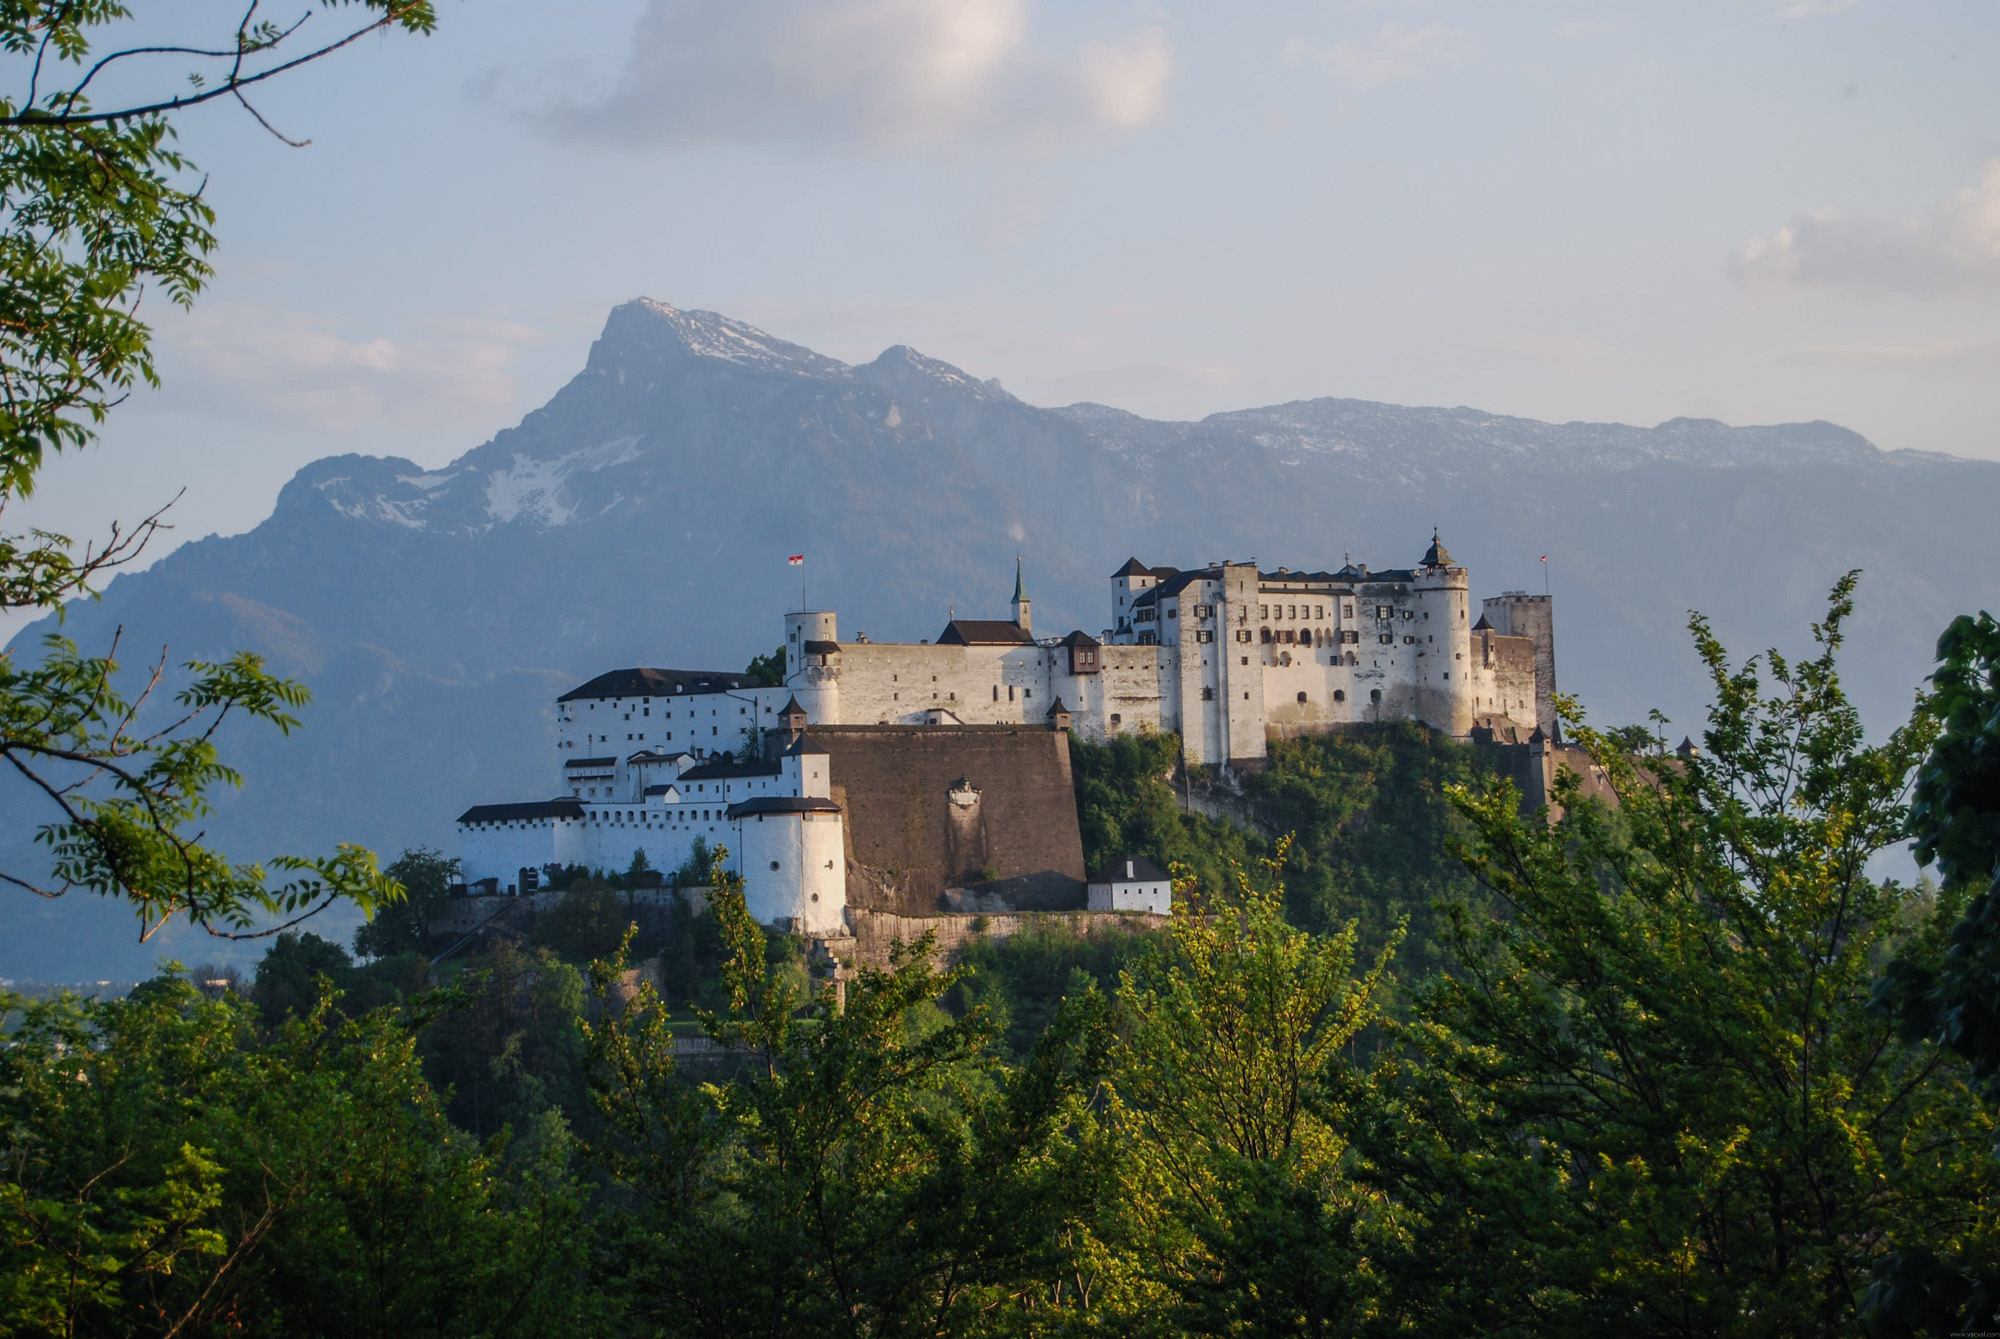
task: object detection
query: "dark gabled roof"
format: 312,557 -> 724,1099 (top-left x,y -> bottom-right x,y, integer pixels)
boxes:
678,756 -> 783,781
1059,630 -> 1100,648
935,619 -> 1033,646
565,756 -> 617,769
1132,567 -> 1216,608
727,796 -> 843,818
803,639 -> 840,654
1112,557 -> 1153,578
1471,614 -> 1493,632
628,748 -> 682,764
642,783 -> 680,796
780,733 -> 829,757
1090,853 -> 1170,884
458,799 -> 585,824
558,667 -> 754,703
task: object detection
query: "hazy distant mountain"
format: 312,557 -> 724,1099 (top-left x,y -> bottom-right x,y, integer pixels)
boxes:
8,298 -> 1997,977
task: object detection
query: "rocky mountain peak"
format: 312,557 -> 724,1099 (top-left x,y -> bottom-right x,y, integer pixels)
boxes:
856,344 -> 1012,404
587,298 -> 849,380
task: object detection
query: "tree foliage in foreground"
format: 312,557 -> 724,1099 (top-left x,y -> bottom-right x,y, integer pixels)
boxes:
583,852 -> 1117,1337
0,1 -> 441,943
5,583 -> 1996,1337
0,975 -> 584,1338
1355,574 -> 1997,1336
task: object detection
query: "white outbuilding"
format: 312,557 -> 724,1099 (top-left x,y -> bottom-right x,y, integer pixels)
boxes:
1086,854 -> 1173,914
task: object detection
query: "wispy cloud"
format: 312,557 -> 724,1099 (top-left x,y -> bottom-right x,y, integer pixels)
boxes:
1732,158 -> 2000,296
158,309 -> 538,431
523,0 -> 1173,152
1780,336 -> 1996,374
1285,22 -> 1472,93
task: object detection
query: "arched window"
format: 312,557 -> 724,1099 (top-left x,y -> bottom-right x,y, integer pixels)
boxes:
1334,689 -> 1346,702
1297,691 -> 1308,704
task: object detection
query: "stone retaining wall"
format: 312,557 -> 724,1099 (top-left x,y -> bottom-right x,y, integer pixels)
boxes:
843,906 -> 1167,970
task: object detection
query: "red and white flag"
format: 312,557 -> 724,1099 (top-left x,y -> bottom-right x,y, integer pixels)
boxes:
787,554 -> 805,566
1540,555 -> 1547,563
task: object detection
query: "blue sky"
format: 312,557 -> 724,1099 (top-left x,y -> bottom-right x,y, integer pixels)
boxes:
7,0 -> 1998,600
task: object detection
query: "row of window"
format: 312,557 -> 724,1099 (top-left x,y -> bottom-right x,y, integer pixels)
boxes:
1259,602 -> 1353,621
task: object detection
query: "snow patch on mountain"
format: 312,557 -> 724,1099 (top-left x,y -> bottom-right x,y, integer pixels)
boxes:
481,437 -> 648,527
618,299 -> 849,378
484,454 -> 578,527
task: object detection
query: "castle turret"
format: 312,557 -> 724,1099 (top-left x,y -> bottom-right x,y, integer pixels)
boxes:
783,609 -> 841,724
1011,559 -> 1031,636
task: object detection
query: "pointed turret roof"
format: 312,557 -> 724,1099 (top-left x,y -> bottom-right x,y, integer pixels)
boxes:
1421,528 -> 1452,568
1013,557 -> 1026,603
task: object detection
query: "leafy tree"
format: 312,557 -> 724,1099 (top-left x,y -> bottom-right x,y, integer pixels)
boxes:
0,972 -> 584,1337
1605,721 -> 1663,754
1070,730 -> 1261,894
533,881 -> 631,962
584,852 -> 1115,1336
251,928 -> 357,1027
948,916 -> 1163,1057
744,645 -> 787,687
1870,608 -> 2000,1326
1355,576 -> 1998,1336
355,846 -> 460,959
1071,722 -> 1488,984
251,928 -> 429,1026
625,846 -> 658,886
422,939 -> 591,1141
1251,721 -> 1489,979
1110,841 -> 1401,1334
0,1 -> 441,943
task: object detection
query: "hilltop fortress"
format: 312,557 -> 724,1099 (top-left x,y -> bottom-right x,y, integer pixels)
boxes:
456,533 -> 1556,933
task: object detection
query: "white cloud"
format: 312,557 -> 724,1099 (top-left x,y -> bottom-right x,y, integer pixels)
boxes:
531,0 -> 1172,151
1285,22 -> 1472,93
1079,28 -> 1173,130
159,308 -> 536,431
1732,158 -> 2000,296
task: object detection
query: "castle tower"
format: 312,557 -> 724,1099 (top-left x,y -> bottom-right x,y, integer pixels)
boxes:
1011,558 -> 1031,635
1482,591 -> 1558,742
783,609 -> 841,724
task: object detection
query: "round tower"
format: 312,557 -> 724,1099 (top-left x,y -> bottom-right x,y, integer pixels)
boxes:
737,803 -> 847,935
783,609 -> 841,723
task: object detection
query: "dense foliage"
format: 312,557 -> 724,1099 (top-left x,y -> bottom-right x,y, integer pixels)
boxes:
0,975 -> 584,1337
1071,718 -> 1486,978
